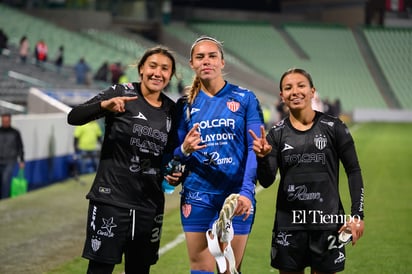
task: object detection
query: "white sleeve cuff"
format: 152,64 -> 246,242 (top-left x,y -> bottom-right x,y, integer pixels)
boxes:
180,144 -> 191,157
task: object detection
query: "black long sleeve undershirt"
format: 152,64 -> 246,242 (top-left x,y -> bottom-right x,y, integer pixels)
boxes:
67,101 -> 105,126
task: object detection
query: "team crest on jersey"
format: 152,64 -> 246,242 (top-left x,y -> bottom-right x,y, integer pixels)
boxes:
227,101 -> 240,112
314,134 -> 327,150
182,204 -> 191,218
154,214 -> 164,224
91,236 -> 101,252
121,82 -> 134,90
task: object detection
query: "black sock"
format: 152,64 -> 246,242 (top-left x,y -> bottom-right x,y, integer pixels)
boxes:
86,260 -> 115,274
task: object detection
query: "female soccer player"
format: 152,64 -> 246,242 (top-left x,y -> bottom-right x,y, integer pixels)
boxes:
171,36 -> 264,274
249,68 -> 365,274
67,46 -> 179,274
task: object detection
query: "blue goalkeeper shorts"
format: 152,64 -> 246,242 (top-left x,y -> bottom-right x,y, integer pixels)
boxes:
180,187 -> 256,234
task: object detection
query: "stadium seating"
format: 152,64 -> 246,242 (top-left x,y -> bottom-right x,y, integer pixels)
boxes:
362,27 -> 412,109
163,22 -> 262,76
0,4 -> 140,84
283,23 -> 388,112
1,3 -> 411,112
188,21 -> 297,80
162,22 -> 286,103
81,28 -> 194,95
185,21 -> 389,113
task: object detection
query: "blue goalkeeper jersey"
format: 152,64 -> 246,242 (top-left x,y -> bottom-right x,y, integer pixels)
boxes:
174,82 -> 264,201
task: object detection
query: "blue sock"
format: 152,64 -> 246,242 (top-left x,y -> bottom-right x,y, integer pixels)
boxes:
190,271 -> 214,274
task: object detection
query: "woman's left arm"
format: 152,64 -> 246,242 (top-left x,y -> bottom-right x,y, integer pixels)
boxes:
338,123 -> 365,244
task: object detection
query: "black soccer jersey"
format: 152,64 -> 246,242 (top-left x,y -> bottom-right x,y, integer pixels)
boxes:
257,111 -> 364,230
68,82 -> 177,210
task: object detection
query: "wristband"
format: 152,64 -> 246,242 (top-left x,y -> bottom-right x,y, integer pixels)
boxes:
180,144 -> 191,157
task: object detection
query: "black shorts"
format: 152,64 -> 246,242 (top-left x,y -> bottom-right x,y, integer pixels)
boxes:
271,230 -> 346,272
82,201 -> 163,265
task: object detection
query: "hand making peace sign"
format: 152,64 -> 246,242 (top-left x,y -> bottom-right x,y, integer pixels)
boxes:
248,125 -> 272,158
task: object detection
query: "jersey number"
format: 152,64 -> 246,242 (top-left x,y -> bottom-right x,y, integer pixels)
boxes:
151,227 -> 161,243
327,235 -> 344,250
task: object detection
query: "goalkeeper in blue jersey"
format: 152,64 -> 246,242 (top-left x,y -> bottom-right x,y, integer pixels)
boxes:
170,36 -> 264,274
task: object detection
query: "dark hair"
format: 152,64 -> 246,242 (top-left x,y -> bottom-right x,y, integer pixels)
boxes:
279,68 -> 314,91
20,36 -> 27,44
137,46 -> 176,78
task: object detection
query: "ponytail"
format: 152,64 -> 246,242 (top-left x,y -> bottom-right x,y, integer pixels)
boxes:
187,76 -> 201,105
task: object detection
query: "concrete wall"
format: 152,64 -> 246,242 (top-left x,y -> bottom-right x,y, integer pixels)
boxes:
353,109 -> 412,122
172,1 -> 365,27
26,9 -> 112,31
13,111 -> 75,189
9,88 -> 75,189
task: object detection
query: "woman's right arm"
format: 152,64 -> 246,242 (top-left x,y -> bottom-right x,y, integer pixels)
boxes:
256,150 -> 278,188
67,100 -> 106,126
68,85 -> 130,125
249,126 -> 279,188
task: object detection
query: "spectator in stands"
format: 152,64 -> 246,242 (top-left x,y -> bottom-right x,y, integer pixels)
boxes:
73,120 -> 102,174
118,71 -> 129,84
365,0 -> 385,26
173,36 -> 264,274
249,68 -> 365,274
19,36 -> 29,64
74,57 -> 91,85
0,29 -> 9,55
275,97 -> 288,122
311,91 -> 324,112
323,97 -> 332,115
110,62 -> 123,84
324,97 -> 342,117
177,77 -> 185,96
262,104 -> 272,129
333,98 -> 342,117
67,46 -> 180,274
54,45 -> 64,73
0,113 -> 25,199
34,39 -> 48,68
325,98 -> 342,118
94,61 -> 109,82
